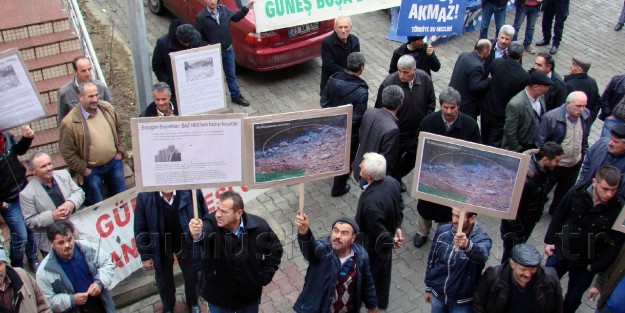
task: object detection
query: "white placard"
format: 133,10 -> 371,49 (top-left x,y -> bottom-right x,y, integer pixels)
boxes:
253,0 -> 401,33
171,44 -> 227,115
0,49 -> 48,131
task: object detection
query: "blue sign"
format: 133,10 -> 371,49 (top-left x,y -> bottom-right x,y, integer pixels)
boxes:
397,0 -> 468,37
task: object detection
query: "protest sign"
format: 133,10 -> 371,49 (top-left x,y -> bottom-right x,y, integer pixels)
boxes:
130,114 -> 245,192
70,186 -> 267,288
396,0 -> 467,37
244,105 -> 352,188
410,132 -> 529,220
0,48 -> 48,131
254,0 -> 400,33
170,44 -> 227,115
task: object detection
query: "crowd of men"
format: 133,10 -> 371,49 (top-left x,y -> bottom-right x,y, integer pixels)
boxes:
1,0 -> 625,311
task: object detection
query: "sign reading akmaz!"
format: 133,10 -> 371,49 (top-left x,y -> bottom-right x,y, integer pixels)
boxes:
254,0 -> 401,33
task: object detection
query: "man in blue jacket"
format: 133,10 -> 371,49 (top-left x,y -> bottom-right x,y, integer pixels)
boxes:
425,208 -> 492,313
294,213 -> 378,313
134,189 -> 207,313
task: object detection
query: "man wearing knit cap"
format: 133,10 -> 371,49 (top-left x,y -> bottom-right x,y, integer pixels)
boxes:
0,246 -> 50,312
473,243 -> 563,313
502,70 -> 552,152
388,36 -> 441,77
578,123 -> 625,196
354,152 -> 403,310
152,21 -> 205,100
564,57 -> 602,123
293,213 -> 378,313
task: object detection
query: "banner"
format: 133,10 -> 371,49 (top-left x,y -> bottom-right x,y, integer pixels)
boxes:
254,0 -> 401,33
70,186 -> 267,288
396,0 -> 467,37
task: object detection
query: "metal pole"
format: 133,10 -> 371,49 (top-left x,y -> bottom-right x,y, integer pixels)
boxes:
125,0 -> 153,114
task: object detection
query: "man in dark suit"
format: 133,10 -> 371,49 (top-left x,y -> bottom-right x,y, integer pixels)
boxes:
564,57 -> 601,123
533,52 -> 567,112
449,39 -> 492,120
483,25 -> 515,73
355,152 -> 403,310
320,16 -> 360,94
412,87 -> 481,248
352,86 -> 402,185
481,41 -> 529,147
502,70 -> 552,152
375,55 -> 436,191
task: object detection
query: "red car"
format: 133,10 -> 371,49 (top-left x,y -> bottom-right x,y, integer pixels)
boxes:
148,0 -> 334,71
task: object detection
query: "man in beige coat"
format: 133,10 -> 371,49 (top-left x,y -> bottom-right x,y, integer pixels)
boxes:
0,246 -> 51,312
20,152 -> 84,255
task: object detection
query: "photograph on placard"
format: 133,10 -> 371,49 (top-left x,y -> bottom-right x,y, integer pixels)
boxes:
170,44 -> 226,115
130,114 -> 245,192
410,132 -> 530,219
0,48 -> 49,131
244,106 -> 352,188
613,206 -> 625,233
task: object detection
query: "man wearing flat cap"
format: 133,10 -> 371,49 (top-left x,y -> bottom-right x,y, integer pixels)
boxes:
388,36 -> 441,77
537,91 -> 592,215
578,123 -> 625,196
503,70 -> 552,152
473,243 -> 563,313
565,57 -> 601,123
293,213 -> 378,313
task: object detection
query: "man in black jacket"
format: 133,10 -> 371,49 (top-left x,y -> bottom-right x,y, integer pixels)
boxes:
196,0 -> 255,107
355,152 -> 403,310
152,21 -> 205,100
565,57 -> 601,122
321,52 -> 368,197
449,39 -> 491,120
500,142 -> 563,263
412,87 -> 481,248
0,127 -> 39,270
189,191 -> 282,312
473,243 -> 563,313
375,55 -> 436,190
388,36 -> 441,77
481,41 -> 529,147
599,73 -> 625,138
135,190 -> 207,313
140,82 -> 179,117
320,16 -> 360,94
544,165 -> 625,313
533,53 -> 567,112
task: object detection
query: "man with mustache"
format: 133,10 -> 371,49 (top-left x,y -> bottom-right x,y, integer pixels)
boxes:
189,191 -> 282,312
37,220 -> 116,313
59,81 -> 127,206
473,243 -> 563,313
412,87 -> 481,248
20,152 -> 85,257
293,213 -> 378,313
577,124 -> 625,196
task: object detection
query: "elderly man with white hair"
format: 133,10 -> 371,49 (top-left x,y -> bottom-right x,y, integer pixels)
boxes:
354,152 -> 404,310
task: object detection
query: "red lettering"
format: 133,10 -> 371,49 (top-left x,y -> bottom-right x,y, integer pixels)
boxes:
121,238 -> 139,264
130,197 -> 137,212
110,251 -> 124,268
96,214 -> 113,238
240,186 -> 250,192
113,202 -> 131,227
215,187 -> 227,199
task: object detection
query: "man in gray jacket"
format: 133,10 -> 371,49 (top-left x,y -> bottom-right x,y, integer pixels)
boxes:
36,220 -> 115,313
20,152 -> 84,255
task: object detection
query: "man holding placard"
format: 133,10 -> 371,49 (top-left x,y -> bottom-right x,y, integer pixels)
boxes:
354,152 -> 403,310
544,165 -> 625,313
189,191 -> 282,312
195,0 -> 255,107
413,87 -> 481,248
320,16 -> 360,95
293,213 -> 378,313
424,208 -> 492,312
59,82 -> 127,205
135,189 -> 207,313
57,56 -> 113,123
